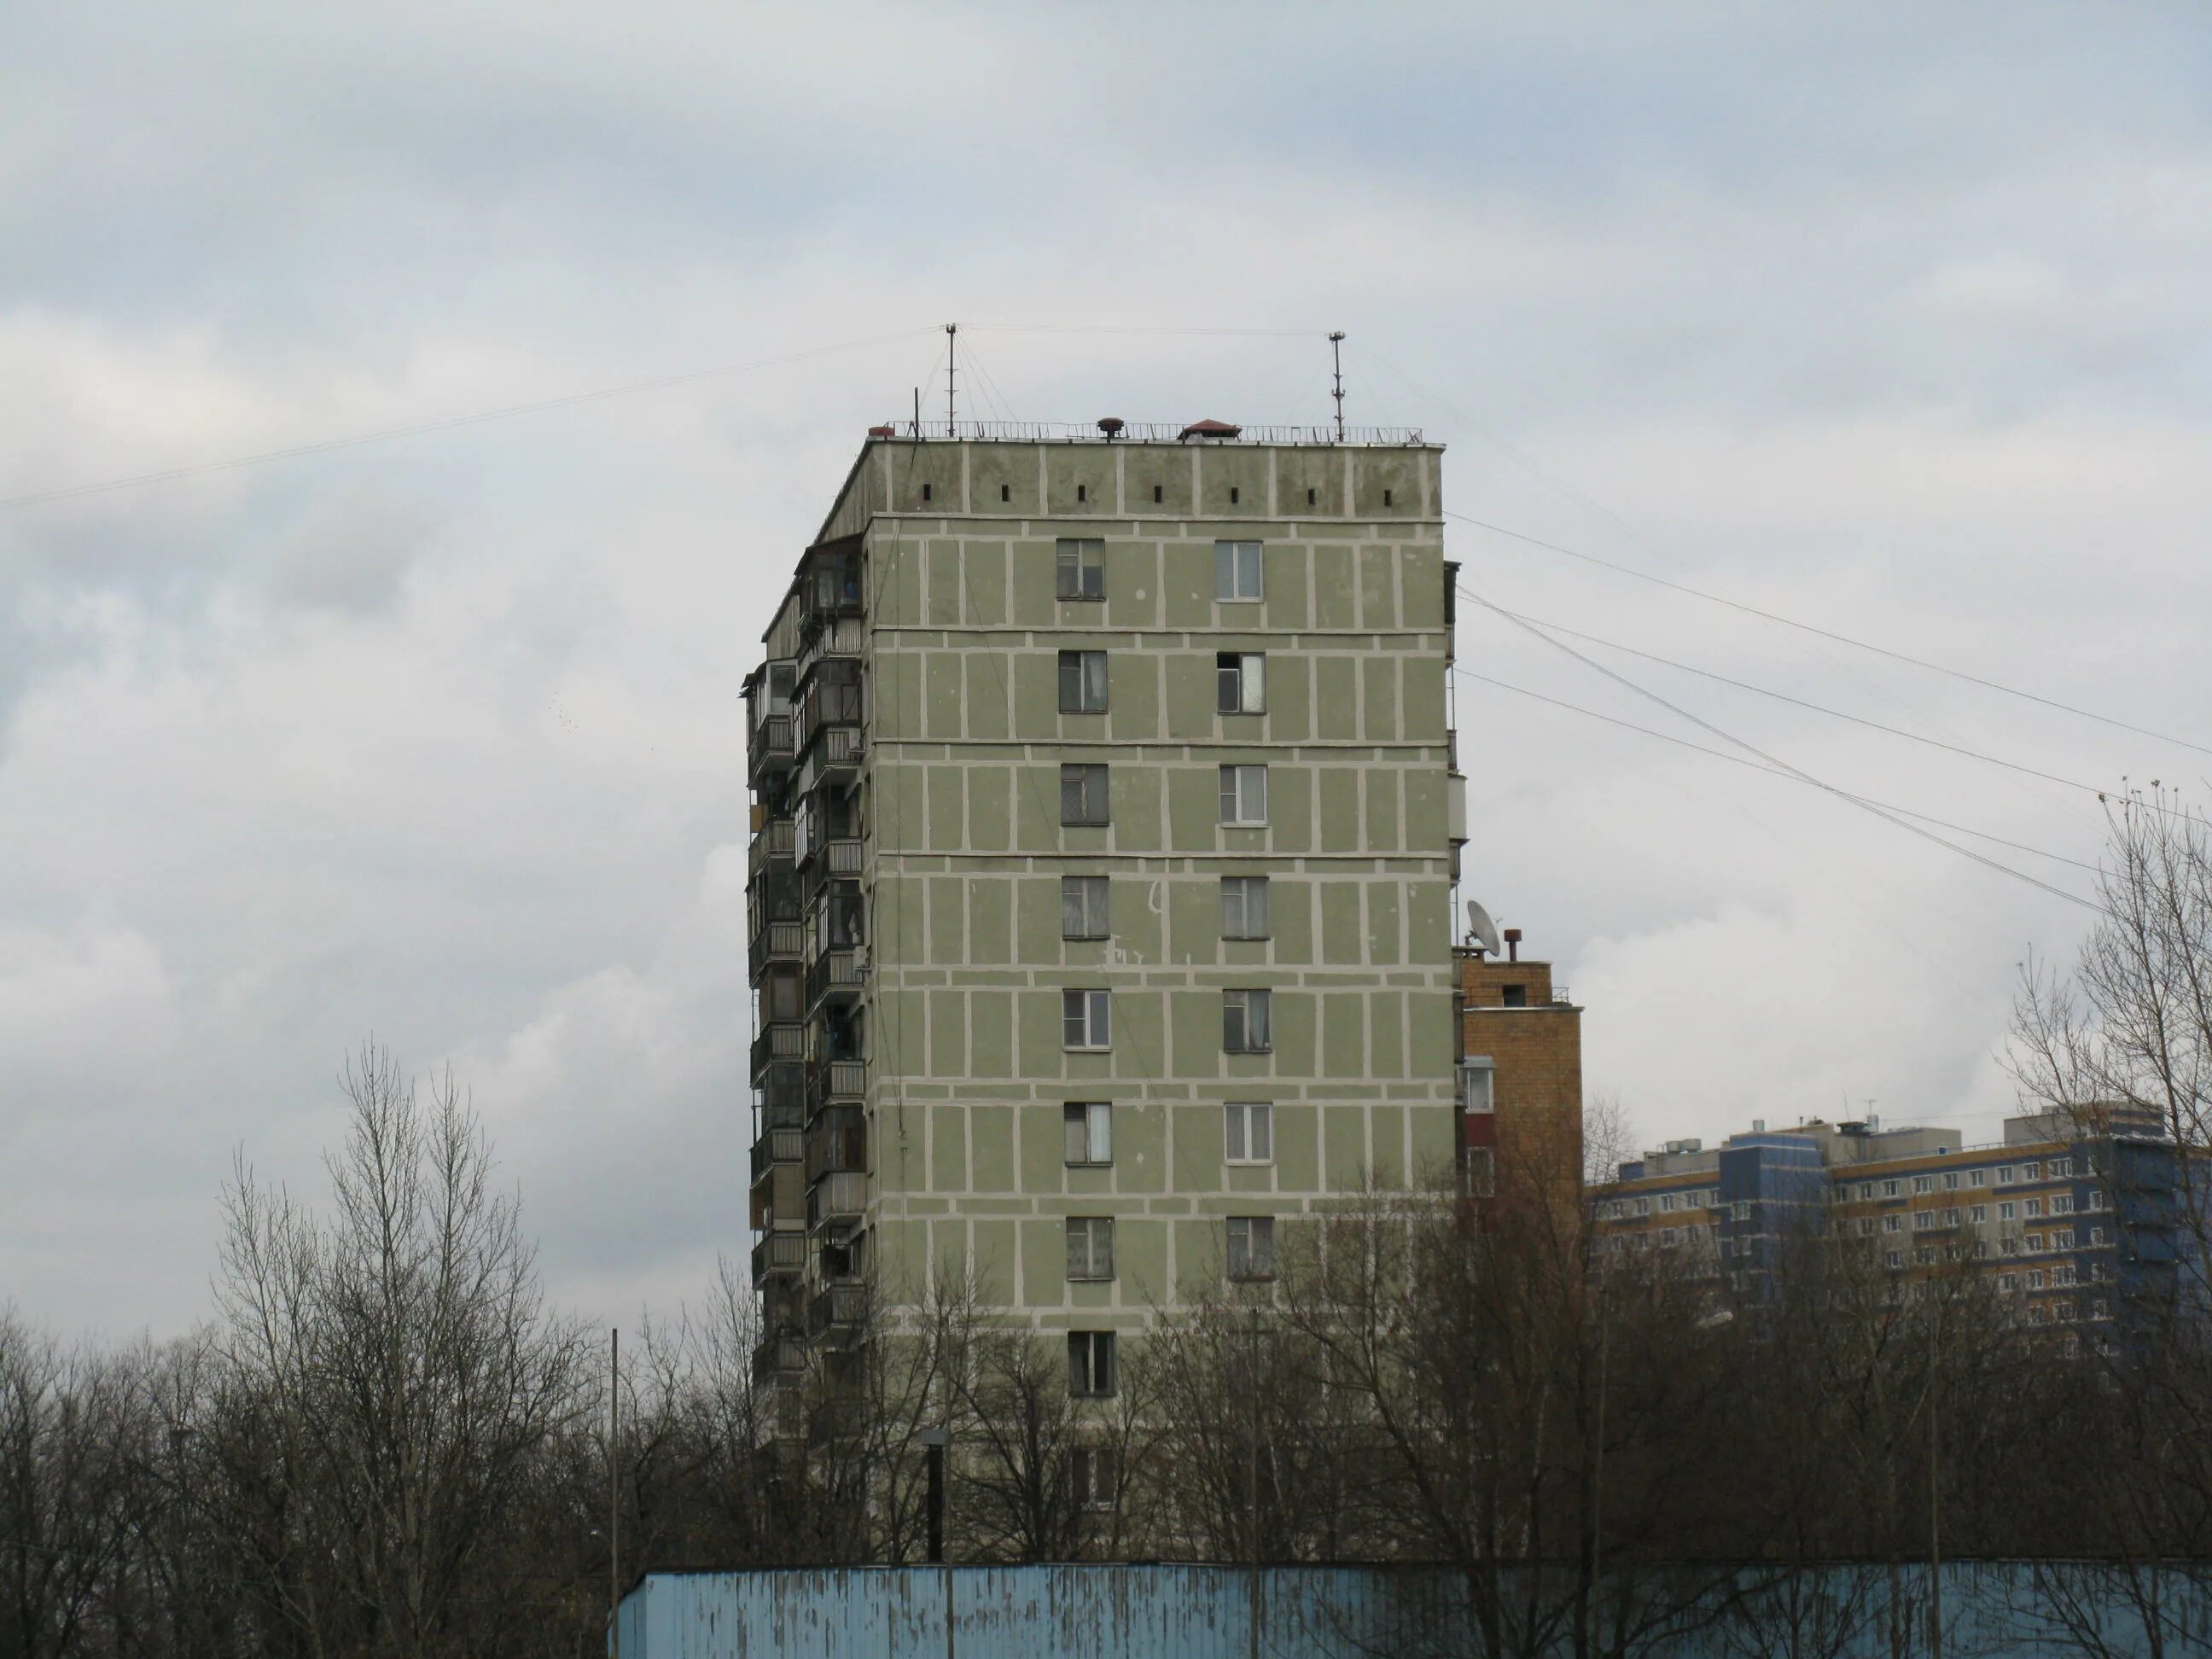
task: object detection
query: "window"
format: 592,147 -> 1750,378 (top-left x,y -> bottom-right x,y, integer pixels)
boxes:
1221,876 -> 1271,940
1229,487 -> 1240,505
1458,1060 -> 1494,1115
2052,1156 -> 2073,1178
1942,1171 -> 1960,1190
1066,1217 -> 1115,1281
1226,1216 -> 1276,1280
1501,984 -> 1528,1008
1634,1196 -> 1652,1218
922,482 -> 933,502
1059,649 -> 1109,713
2053,1263 -> 2077,1286
1942,1208 -> 1961,1226
1064,1103 -> 1112,1166
1225,1102 -> 1273,1164
2090,1225 -> 2108,1246
1306,488 -> 1317,506
2027,1268 -> 2046,1290
2025,1198 -> 2045,1219
2026,1233 -> 2045,1252
2024,1161 -> 2043,1180
1883,1179 -> 1901,1198
1062,764 -> 1110,826
1217,651 -> 1267,714
1076,484 -> 1088,503
1912,1211 -> 1935,1231
1969,1169 -> 1987,1187
1999,1201 -> 2017,1221
1001,484 -> 1011,502
1915,1246 -> 1935,1266
1382,488 -> 1394,506
1856,1217 -> 1877,1237
1661,1193 -> 1679,1214
1997,1166 -> 2017,1185
2052,1194 -> 2075,1214
1216,539 -> 1263,601
1999,1273 -> 2018,1292
2087,1187 -> 2104,1210
2092,1299 -> 2110,1321
1063,989 -> 1110,1050
1072,1447 -> 1120,1509
1732,1201 -> 1751,1222
1464,1146 -> 1495,1196
1220,765 -> 1268,825
1224,989 -> 1272,1052
1153,485 -> 1163,504
1886,1250 -> 1903,1270
1883,1214 -> 1903,1234
1057,538 -> 1105,601
1068,1330 -> 1116,1395
1662,1227 -> 1679,1247
1971,1204 -> 1988,1223
1913,1176 -> 1934,1195
1062,876 -> 1111,940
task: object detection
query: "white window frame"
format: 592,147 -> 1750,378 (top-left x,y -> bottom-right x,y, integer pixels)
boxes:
1063,988 -> 1111,1051
1458,1059 -> 1494,1115
1064,1102 -> 1112,1167
1062,875 -> 1111,940
1225,1102 -> 1273,1165
1056,538 -> 1105,601
1220,765 -> 1268,826
1058,649 -> 1109,714
1066,1216 -> 1115,1282
1221,876 -> 1271,940
1217,651 -> 1266,714
1225,1215 -> 1276,1281
1068,1330 -> 1116,1395
1061,763 -> 1111,827
1215,539 -> 1264,602
1223,988 -> 1272,1052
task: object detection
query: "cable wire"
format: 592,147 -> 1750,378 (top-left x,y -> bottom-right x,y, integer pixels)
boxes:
1448,510 -> 2212,761
1,325 -> 942,511
1449,666 -> 2100,875
1458,585 -> 2105,914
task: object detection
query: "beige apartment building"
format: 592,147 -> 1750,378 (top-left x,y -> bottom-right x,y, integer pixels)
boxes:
743,421 -> 1468,1382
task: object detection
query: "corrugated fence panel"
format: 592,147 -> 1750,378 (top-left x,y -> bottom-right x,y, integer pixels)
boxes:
618,1562 -> 2212,1658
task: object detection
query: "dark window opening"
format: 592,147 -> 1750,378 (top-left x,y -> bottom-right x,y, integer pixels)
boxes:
1001,484 -> 1010,502
922,482 -> 933,502
1230,486 -> 1240,504
1502,984 -> 1528,1008
1307,488 -> 1316,506
1153,485 -> 1163,503
1077,484 -> 1088,503
1382,488 -> 1393,506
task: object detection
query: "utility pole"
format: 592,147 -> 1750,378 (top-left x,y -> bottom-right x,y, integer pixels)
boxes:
1248,1302 -> 1262,1659
1928,1307 -> 1943,1659
609,1327 -> 620,1659
946,323 -> 958,437
1328,332 -> 1347,442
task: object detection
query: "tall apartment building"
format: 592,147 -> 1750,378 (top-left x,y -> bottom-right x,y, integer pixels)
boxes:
742,421 -> 1469,1382
1594,1108 -> 2196,1342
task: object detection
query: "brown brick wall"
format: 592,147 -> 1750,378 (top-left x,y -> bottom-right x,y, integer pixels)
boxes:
1458,950 -> 1584,1204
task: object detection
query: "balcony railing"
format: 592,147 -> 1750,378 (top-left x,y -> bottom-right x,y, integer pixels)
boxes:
749,1021 -> 806,1080
806,1105 -> 867,1185
751,1330 -> 807,1387
748,919 -> 804,980
802,837 -> 864,898
749,1230 -> 806,1287
795,614 -> 866,684
808,1058 -> 866,1118
795,680 -> 864,755
806,948 -> 866,1012
807,1282 -> 868,1348
796,728 -> 864,798
808,1170 -> 868,1235
746,715 -> 793,782
748,817 -> 795,878
749,1126 -> 803,1184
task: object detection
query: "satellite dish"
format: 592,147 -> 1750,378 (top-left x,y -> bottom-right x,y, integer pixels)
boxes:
1465,899 -> 1503,957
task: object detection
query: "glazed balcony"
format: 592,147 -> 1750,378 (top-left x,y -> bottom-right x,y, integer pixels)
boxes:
748,816 -> 795,879
749,1162 -> 804,1233
749,1126 -> 804,1185
795,614 -> 866,687
751,1329 -> 807,1387
800,839 -> 864,899
806,947 -> 866,1013
746,714 -> 794,785
749,1020 -> 806,1081
748,918 -> 804,981
808,1170 -> 868,1237
807,1057 -> 867,1119
750,1230 -> 807,1288
807,1282 -> 868,1349
794,677 -> 863,760
806,1105 -> 867,1185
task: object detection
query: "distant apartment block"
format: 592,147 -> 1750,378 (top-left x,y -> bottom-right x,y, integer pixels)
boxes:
1454,926 -> 1583,1208
742,420 -> 1470,1384
1594,1108 -> 2197,1340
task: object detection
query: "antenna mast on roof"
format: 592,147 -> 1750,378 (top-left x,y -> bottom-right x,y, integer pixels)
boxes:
1329,331 -> 1347,441
946,323 -> 958,437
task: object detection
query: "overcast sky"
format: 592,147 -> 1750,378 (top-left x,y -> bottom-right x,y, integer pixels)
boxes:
5,2 -> 2210,1338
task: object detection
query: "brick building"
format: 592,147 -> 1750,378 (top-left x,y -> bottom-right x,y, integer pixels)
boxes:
1454,928 -> 1583,1208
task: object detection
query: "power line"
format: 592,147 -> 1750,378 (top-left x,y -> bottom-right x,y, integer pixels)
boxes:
1487,607 -> 2130,803
1447,510 -> 2212,761
1458,584 -> 2105,915
0,325 -> 942,512
1449,666 -> 2101,876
